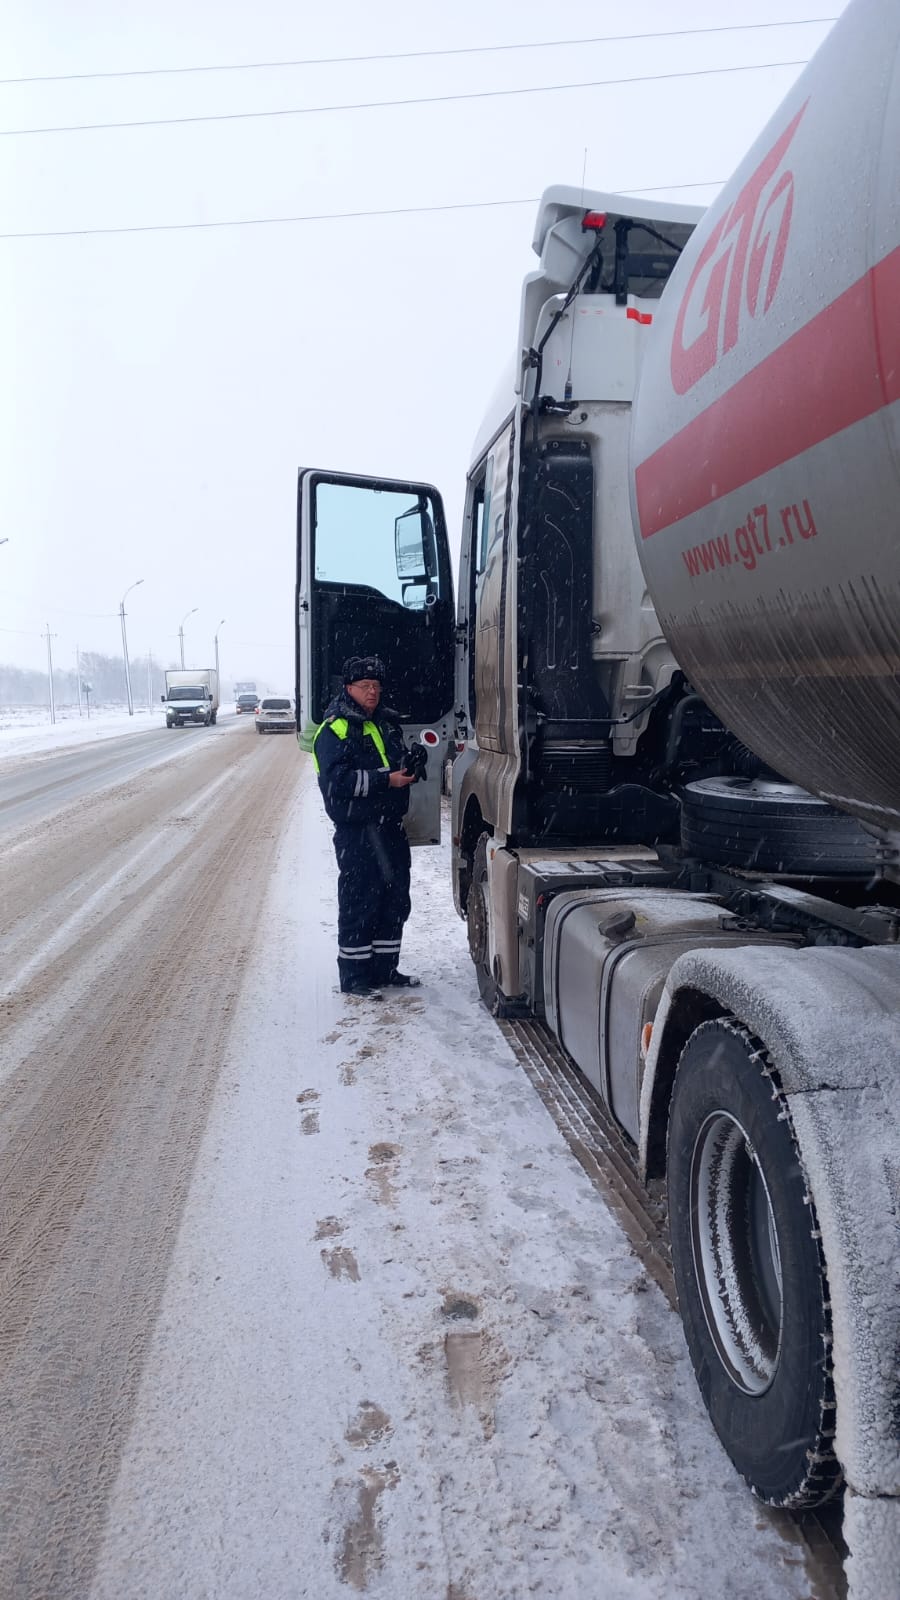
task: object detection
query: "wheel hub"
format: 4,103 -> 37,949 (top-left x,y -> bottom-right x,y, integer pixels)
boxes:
689,1110 -> 783,1395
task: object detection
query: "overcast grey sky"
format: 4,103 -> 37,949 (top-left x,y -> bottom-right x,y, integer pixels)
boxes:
1,1 -> 842,693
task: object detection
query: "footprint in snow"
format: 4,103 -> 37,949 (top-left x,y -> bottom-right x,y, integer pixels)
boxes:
331,1460 -> 400,1591
344,1401 -> 393,1448
321,1246 -> 360,1282
366,1143 -> 401,1207
439,1292 -> 508,1439
314,1216 -> 344,1240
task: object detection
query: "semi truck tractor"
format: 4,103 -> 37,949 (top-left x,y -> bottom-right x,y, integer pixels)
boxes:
162,668 -> 219,727
296,0 -> 899,1576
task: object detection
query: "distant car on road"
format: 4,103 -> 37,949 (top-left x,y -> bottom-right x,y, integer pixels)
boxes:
256,697 -> 296,734
235,694 -> 258,715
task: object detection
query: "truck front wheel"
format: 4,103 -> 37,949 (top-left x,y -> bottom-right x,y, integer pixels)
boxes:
666,1017 -> 840,1508
466,834 -> 498,1011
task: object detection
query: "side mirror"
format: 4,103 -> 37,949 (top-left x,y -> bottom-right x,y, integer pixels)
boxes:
160,694 -> 165,703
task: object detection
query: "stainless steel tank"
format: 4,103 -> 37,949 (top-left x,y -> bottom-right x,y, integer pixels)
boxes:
630,0 -> 900,853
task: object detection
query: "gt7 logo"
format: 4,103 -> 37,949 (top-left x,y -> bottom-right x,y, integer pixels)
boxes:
671,104 -> 806,394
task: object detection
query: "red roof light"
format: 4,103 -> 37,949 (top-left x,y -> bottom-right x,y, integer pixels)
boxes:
582,211 -> 607,232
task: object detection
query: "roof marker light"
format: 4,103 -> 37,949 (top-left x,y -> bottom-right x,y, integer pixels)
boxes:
582,211 -> 607,232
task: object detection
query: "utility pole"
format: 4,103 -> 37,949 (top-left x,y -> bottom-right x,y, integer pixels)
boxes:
44,624 -> 57,724
214,618 -> 225,690
119,578 -> 144,715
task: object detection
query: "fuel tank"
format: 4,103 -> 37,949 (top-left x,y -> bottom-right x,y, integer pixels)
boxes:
630,0 -> 900,853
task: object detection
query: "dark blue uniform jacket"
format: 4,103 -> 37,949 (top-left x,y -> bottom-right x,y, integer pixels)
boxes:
314,692 -> 410,827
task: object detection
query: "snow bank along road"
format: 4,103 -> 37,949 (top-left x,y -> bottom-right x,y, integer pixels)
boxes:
0,721 -> 841,1599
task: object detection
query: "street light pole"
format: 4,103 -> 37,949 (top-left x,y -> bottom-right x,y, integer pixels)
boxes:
119,578 -> 144,716
214,618 -> 225,691
178,607 -> 198,670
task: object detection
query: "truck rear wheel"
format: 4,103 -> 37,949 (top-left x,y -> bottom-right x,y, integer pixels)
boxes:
666,1017 -> 840,1508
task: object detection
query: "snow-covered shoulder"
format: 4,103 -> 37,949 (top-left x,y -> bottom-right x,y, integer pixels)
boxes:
0,705 -> 164,760
87,764 -> 821,1600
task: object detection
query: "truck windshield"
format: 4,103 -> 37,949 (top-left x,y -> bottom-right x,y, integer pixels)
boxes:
169,686 -> 204,699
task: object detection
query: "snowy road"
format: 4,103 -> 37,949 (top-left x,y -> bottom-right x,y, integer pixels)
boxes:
0,730 -> 838,1598
0,713 -> 241,833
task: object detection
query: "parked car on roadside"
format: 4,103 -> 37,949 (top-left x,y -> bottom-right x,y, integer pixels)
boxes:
236,693 -> 258,715
256,697 -> 296,734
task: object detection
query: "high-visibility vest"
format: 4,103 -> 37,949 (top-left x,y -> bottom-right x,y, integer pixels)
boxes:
310,716 -> 388,774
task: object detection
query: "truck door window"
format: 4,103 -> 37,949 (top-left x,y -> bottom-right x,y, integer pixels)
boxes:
306,475 -> 454,724
315,482 -> 443,605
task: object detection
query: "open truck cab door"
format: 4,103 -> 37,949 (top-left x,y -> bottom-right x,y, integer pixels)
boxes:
296,469 -> 456,845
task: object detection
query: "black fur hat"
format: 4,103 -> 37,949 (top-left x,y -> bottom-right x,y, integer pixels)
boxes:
342,655 -> 386,685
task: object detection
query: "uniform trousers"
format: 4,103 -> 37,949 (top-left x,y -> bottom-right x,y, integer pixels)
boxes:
333,820 -> 411,987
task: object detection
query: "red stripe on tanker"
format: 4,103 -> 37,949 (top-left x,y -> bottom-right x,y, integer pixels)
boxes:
628,0 -> 900,840
636,243 -> 900,540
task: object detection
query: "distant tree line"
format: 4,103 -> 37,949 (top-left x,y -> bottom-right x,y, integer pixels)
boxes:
0,651 -> 175,708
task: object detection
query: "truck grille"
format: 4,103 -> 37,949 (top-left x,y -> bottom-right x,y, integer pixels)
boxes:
534,741 -> 613,793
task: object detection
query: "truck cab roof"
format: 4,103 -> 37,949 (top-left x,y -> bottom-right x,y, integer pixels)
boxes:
470,188 -> 705,462
520,186 -> 704,357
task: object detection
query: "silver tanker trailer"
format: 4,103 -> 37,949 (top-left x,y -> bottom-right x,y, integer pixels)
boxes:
296,0 -> 899,1583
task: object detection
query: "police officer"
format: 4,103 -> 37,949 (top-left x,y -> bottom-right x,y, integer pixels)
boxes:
312,655 -> 423,997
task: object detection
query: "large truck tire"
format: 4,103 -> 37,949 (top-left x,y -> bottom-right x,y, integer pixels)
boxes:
666,1017 -> 841,1508
466,833 -> 507,1013
680,776 -> 878,875
465,833 -> 522,1017
466,834 -> 494,1007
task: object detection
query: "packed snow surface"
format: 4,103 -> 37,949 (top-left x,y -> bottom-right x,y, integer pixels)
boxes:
85,761 -> 821,1600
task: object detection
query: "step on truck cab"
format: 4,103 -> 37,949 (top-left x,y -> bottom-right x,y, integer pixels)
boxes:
296,0 -> 900,1576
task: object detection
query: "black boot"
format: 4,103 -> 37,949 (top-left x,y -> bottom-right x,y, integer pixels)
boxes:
340,976 -> 383,999
385,970 -> 421,988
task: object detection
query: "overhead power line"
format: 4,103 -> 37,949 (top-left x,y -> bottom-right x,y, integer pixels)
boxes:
1,58 -> 808,139
0,186 -> 727,243
1,18 -> 836,87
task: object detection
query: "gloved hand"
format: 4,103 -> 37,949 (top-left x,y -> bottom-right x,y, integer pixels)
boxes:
402,741 -> 429,782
